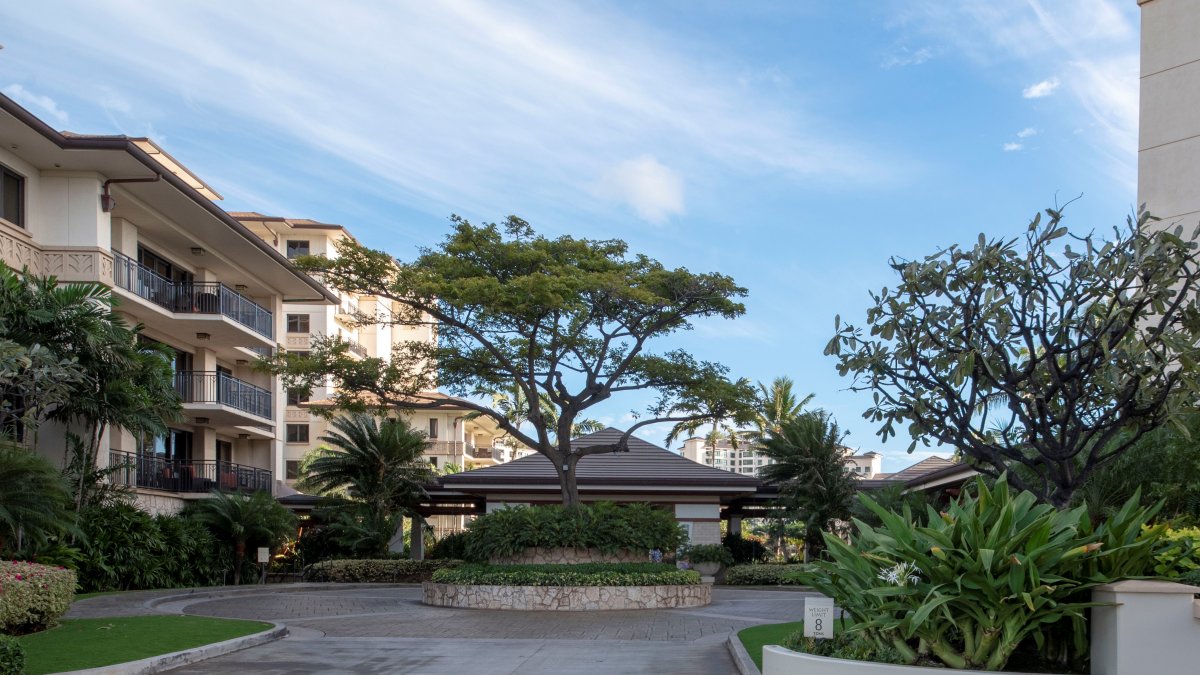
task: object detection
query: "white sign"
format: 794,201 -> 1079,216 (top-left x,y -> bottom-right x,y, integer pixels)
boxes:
804,597 -> 834,639
257,547 -> 270,564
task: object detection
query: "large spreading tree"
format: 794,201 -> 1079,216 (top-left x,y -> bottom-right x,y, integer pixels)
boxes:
271,216 -> 754,506
827,207 -> 1200,507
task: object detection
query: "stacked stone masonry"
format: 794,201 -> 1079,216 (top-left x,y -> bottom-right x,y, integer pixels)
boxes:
422,582 -> 711,611
489,547 -> 647,565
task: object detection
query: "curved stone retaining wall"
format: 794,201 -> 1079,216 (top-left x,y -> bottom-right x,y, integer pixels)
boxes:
489,547 -> 646,565
422,582 -> 710,610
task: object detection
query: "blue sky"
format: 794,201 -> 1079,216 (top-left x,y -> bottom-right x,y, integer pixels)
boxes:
0,1 -> 1141,471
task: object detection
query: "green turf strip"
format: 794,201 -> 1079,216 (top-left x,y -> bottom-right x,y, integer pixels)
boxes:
736,621 -> 804,672
17,615 -> 273,675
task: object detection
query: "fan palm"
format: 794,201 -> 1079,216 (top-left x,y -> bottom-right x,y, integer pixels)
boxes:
186,490 -> 296,584
0,441 -> 76,553
301,413 -> 434,519
757,411 -> 856,561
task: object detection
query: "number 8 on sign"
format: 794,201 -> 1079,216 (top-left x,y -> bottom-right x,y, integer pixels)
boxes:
804,597 -> 834,639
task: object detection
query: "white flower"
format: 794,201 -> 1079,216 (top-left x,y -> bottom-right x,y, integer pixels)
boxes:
877,561 -> 922,587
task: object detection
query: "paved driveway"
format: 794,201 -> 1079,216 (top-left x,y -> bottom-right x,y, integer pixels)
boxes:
69,585 -> 809,674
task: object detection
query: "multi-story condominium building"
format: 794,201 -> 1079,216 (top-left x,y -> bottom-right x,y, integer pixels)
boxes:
232,213 -> 510,482
0,94 -> 338,513
680,434 -> 883,479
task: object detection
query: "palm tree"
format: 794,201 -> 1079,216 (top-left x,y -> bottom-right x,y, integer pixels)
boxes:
0,441 -> 76,553
752,376 -> 814,438
186,490 -> 296,584
301,414 -> 434,520
757,411 -> 856,561
666,377 -> 755,459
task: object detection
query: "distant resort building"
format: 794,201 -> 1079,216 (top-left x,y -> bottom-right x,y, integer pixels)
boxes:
679,434 -> 884,479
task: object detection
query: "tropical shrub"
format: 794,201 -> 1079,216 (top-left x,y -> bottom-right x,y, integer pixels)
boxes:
723,563 -> 809,586
0,635 -> 23,675
1148,526 -> 1200,577
683,544 -> 733,566
722,532 -> 768,564
185,491 -> 296,585
464,502 -> 685,561
0,561 -> 75,634
429,531 -> 473,561
799,476 -> 1162,672
75,502 -> 223,592
0,443 -> 76,555
303,558 -> 459,583
784,629 -> 906,665
432,563 -> 698,586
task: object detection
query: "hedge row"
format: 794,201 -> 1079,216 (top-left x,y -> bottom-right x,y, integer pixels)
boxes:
464,502 -> 686,561
0,561 -> 75,635
303,559 -> 461,583
432,563 -> 699,587
723,563 -> 811,586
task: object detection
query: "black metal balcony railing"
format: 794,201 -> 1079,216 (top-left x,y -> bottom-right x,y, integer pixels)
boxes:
109,450 -> 273,493
176,370 -> 273,419
112,251 -> 274,339
346,339 -> 368,358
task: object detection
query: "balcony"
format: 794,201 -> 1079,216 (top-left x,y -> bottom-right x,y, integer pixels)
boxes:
427,440 -> 498,464
176,370 -> 273,423
346,338 -> 368,358
109,450 -> 273,493
112,251 -> 274,343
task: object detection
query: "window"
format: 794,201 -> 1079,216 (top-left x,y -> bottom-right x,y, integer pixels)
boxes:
286,314 -> 310,333
286,240 -> 310,259
1,165 -> 23,227
287,389 -> 309,406
428,418 -> 439,439
286,424 -> 309,443
286,460 -> 301,480
429,456 -> 439,468
144,428 -> 194,460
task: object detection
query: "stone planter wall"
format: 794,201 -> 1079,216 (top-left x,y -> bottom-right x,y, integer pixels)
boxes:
488,547 -> 645,565
762,647 -> 1052,675
422,582 -> 710,611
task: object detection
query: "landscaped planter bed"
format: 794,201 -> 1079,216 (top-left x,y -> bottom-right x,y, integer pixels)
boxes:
489,546 -> 646,565
422,581 -> 710,610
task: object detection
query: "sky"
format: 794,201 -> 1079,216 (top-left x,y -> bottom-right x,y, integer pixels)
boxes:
0,1 -> 1143,472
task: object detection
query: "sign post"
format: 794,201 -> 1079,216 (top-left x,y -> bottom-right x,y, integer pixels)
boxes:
803,596 -> 835,639
257,547 -> 270,585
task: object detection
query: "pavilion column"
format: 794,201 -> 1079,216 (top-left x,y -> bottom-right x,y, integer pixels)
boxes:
729,515 -> 743,538
411,518 -> 426,561
388,517 -> 406,554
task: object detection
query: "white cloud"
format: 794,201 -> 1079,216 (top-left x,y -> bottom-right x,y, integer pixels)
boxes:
597,155 -> 684,223
0,1 -> 895,223
1016,127 -> 1037,138
881,46 -> 934,69
1022,77 -> 1061,98
2,83 -> 68,125
1003,142 -> 1023,152
890,0 -> 1138,188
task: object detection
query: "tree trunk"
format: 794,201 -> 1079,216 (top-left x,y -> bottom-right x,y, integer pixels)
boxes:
554,454 -> 581,507
234,540 -> 245,585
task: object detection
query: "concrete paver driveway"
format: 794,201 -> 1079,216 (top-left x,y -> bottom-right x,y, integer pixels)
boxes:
70,585 -> 809,674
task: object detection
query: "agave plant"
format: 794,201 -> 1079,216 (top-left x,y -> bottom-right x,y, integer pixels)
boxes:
800,475 -> 1162,671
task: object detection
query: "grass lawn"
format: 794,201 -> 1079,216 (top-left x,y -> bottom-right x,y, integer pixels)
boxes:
73,590 -> 125,601
17,616 -> 273,675
737,621 -> 804,672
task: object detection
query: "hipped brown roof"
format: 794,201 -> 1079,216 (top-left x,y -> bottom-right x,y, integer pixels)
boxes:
440,427 -> 761,490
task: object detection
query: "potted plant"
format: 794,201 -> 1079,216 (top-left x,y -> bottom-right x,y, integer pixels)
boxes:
685,544 -> 734,582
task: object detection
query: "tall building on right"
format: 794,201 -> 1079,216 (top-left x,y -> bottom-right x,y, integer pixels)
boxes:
1138,0 -> 1200,222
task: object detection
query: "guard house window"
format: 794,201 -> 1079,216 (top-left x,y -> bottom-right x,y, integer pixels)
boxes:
286,424 -> 309,443
428,418 -> 439,439
286,314 -> 310,333
0,165 -> 23,227
286,240 -> 310,259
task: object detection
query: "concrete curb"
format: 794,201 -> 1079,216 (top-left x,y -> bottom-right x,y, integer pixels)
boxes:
139,582 -> 420,612
58,623 -> 287,675
727,633 -> 762,675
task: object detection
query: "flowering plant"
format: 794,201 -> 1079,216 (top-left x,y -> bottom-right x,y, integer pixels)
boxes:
0,560 -> 76,634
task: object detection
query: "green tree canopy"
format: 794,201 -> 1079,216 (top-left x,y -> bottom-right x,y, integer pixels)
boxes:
828,208 -> 1200,507
270,216 -> 753,505
757,410 -> 856,560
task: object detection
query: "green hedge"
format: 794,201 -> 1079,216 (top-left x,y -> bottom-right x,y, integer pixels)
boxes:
724,563 -> 811,586
428,531 -> 472,561
0,561 -> 75,635
0,635 -> 22,675
432,562 -> 699,586
303,559 -> 461,583
464,502 -> 685,561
